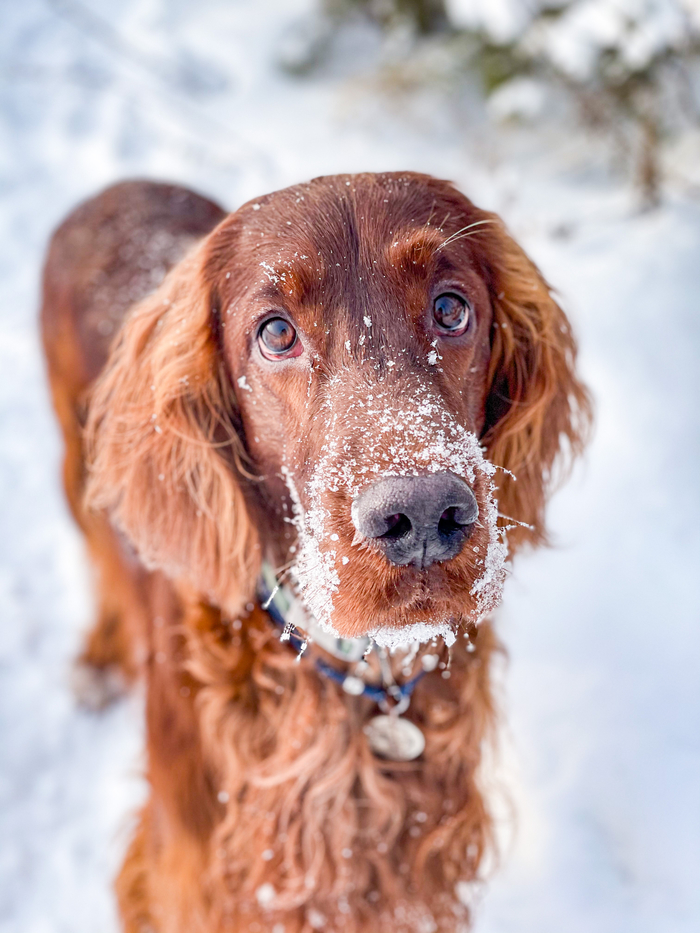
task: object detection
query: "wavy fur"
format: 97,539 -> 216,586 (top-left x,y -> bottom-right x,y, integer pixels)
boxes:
84,243 -> 261,616
40,175 -> 591,933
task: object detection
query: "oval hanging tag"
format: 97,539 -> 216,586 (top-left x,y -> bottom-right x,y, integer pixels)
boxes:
364,715 -> 425,761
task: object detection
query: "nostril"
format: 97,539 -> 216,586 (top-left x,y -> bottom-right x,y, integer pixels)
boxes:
379,513 -> 412,540
438,506 -> 474,538
351,472 -> 478,567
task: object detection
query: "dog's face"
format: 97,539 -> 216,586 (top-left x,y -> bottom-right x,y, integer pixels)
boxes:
211,174 -> 507,644
87,172 -> 587,644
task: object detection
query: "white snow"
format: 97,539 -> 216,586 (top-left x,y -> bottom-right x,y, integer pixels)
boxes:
446,0 -> 698,79
371,620 -> 458,650
530,0 -> 692,80
1,1 -> 698,932
487,77 -> 548,124
444,0 -> 530,44
255,881 -> 276,907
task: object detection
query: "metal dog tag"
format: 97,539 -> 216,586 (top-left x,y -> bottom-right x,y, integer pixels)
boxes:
364,715 -> 425,761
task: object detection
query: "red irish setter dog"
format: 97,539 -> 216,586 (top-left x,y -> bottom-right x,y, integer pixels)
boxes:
40,174 -> 590,932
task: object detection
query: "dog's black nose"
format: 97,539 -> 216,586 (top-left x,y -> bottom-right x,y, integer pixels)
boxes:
351,472 -> 478,569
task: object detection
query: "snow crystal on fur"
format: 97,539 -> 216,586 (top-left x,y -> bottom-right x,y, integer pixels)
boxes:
284,384 -> 507,648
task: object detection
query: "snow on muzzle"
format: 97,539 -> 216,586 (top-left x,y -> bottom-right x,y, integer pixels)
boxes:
283,391 -> 509,650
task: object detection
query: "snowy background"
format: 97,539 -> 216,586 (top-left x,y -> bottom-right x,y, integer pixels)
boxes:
1,1 -> 699,931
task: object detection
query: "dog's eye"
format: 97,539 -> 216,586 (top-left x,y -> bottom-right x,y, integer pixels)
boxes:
258,317 -> 298,357
433,293 -> 470,334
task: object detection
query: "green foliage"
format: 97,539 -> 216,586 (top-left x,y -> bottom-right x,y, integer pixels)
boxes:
472,40 -> 527,94
312,0 -> 700,203
325,0 -> 448,33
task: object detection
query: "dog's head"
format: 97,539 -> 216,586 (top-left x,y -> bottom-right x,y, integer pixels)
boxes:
86,173 -> 590,644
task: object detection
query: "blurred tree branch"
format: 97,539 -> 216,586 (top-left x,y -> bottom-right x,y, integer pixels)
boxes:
301,0 -> 700,205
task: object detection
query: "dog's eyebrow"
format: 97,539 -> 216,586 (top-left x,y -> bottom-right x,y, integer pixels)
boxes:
386,229 -> 462,278
256,259 -> 315,302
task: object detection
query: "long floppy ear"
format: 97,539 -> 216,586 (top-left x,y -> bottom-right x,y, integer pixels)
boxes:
480,219 -> 593,552
84,240 -> 260,615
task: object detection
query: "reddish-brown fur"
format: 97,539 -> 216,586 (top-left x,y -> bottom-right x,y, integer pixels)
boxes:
40,174 -> 590,932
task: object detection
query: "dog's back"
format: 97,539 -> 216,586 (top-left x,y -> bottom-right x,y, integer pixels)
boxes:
40,181 -> 225,703
41,180 -> 224,392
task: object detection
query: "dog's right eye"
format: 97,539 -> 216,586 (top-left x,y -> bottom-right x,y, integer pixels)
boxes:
432,293 -> 470,335
258,317 -> 299,358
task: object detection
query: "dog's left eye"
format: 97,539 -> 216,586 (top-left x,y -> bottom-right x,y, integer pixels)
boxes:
433,293 -> 470,334
258,317 -> 299,358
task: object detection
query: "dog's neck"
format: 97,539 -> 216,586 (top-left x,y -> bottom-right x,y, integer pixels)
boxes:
258,560 -> 371,663
257,561 -> 448,761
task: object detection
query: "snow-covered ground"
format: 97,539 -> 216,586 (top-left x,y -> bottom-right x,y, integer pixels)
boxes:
1,1 -> 698,931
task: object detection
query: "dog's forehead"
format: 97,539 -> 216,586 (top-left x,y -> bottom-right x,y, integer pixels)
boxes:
222,174 -> 485,322
241,175 -> 474,261
244,171 -> 468,226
